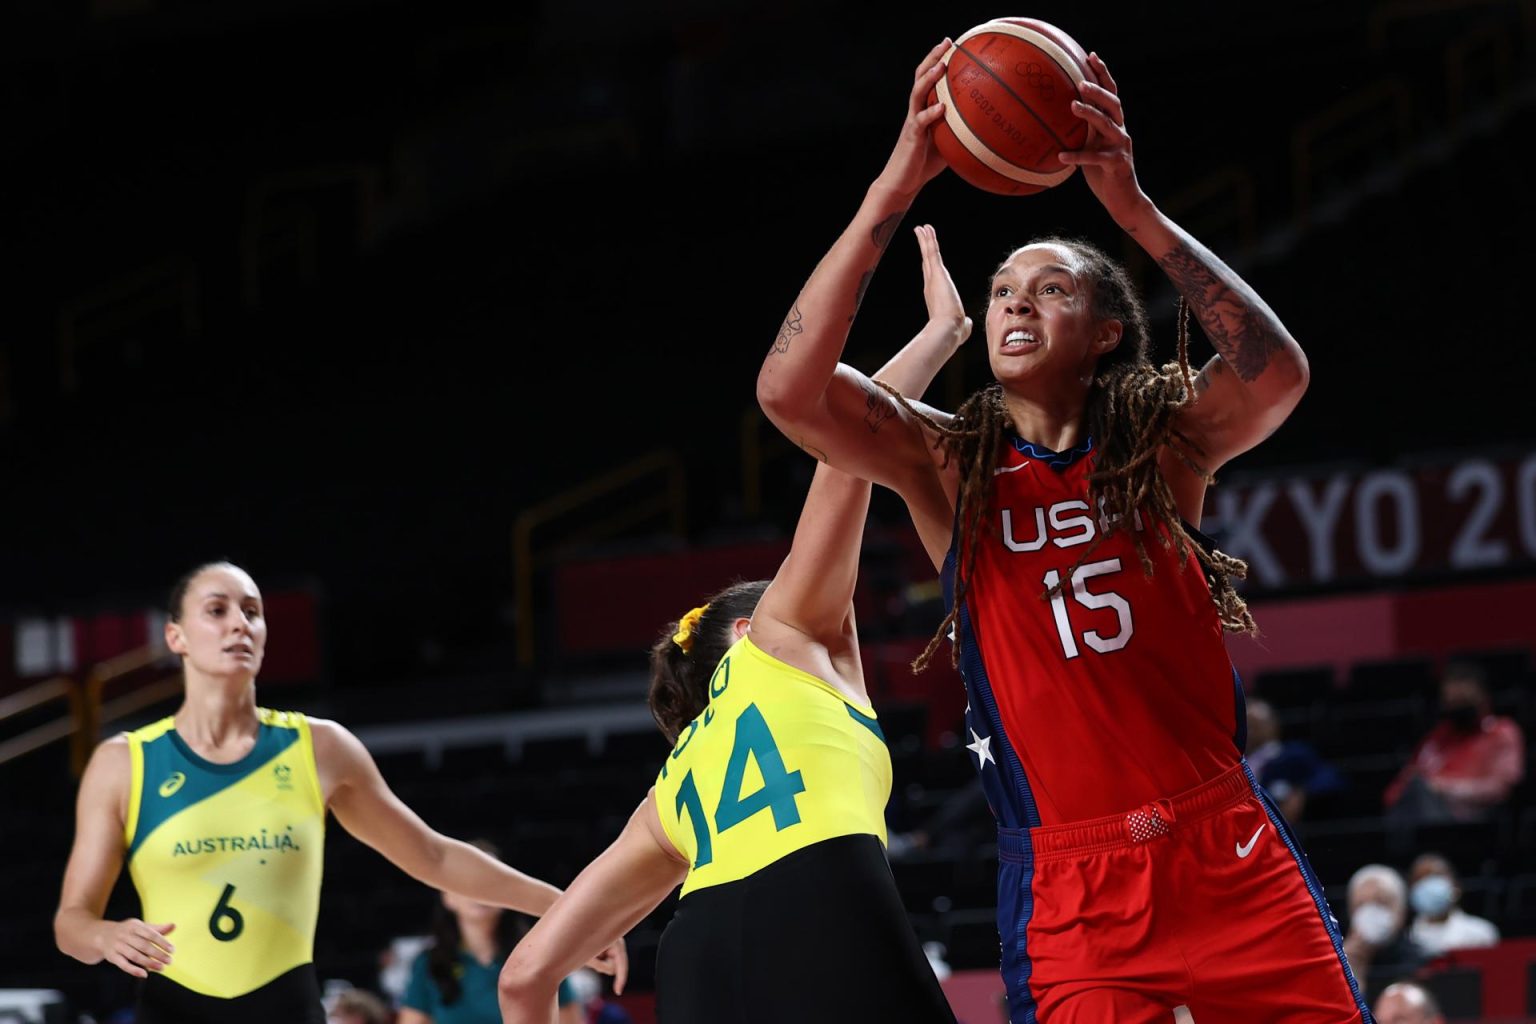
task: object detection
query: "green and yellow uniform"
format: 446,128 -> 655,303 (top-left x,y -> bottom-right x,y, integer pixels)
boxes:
652,635 -> 891,895
124,707 -> 326,1019
649,636 -> 955,1023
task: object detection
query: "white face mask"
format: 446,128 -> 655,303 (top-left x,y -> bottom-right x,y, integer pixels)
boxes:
1411,875 -> 1456,917
1353,902 -> 1398,945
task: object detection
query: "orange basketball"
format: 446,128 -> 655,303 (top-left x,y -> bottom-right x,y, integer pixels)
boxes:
930,18 -> 1091,195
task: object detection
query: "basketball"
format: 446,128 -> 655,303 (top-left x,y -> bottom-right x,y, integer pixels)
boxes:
930,18 -> 1091,195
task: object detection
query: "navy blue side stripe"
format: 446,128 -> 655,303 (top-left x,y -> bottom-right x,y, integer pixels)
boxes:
942,548 -> 1040,830
1241,761 -> 1376,1023
1231,667 -> 1248,755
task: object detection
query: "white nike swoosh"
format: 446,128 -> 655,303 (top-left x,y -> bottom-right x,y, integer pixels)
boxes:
1236,823 -> 1267,858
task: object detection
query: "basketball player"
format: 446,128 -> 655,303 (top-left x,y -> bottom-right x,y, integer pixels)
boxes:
54,562 -> 625,1023
753,38 -> 1372,1024
496,226 -> 970,1024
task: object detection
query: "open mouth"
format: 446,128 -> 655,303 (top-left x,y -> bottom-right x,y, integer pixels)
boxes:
1000,328 -> 1041,354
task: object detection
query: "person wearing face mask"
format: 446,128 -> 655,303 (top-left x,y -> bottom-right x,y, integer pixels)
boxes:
1406,853 -> 1499,957
1383,664 -> 1525,824
1343,864 -> 1425,1003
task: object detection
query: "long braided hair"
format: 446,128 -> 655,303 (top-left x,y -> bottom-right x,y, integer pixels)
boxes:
878,237 -> 1255,672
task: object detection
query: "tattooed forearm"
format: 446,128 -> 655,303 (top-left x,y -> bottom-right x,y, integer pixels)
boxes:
796,437 -> 830,463
861,380 -> 897,434
1156,243 -> 1286,383
849,270 -> 874,323
871,212 -> 902,251
772,303 -> 804,354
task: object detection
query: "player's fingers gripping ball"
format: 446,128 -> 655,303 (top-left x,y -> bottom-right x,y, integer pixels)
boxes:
929,18 -> 1091,195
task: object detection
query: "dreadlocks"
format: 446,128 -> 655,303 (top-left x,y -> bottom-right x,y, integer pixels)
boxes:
878,237 -> 1256,672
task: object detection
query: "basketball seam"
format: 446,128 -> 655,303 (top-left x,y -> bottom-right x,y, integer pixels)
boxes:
936,74 -> 1071,188
952,40 -> 1074,154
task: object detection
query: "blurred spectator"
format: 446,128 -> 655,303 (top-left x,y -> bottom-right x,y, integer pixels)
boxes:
887,782 -> 991,861
1343,864 -> 1425,1002
1384,663 -> 1524,824
379,935 -> 433,1004
330,987 -> 394,1024
1406,853 -> 1499,956
563,967 -> 632,1024
1373,981 -> 1445,1024
398,838 -> 579,1024
1245,697 -> 1345,820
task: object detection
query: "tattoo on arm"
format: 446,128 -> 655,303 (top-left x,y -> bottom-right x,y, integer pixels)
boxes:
871,212 -> 902,251
861,381 -> 897,434
849,270 -> 874,323
772,303 -> 804,354
1156,243 -> 1285,383
1193,359 -> 1224,395
796,437 -> 830,463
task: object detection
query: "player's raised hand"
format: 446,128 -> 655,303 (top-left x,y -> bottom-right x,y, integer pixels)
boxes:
97,918 -> 175,978
914,224 -> 971,348
1059,53 -> 1152,228
877,40 -> 952,195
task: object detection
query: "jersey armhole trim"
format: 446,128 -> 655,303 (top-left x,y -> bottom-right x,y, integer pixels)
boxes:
294,712 -> 326,813
124,734 -> 144,850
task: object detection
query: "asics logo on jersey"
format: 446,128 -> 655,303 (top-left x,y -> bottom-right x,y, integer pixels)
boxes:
1236,824 -> 1267,859
159,772 -> 186,798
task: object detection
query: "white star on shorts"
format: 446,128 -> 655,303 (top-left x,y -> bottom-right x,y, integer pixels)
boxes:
967,728 -> 995,769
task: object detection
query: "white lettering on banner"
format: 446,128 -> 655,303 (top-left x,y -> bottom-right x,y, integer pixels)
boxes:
1206,450 -> 1535,590
1213,484 -> 1285,586
1355,471 -> 1421,575
1448,460 -> 1510,570
1287,475 -> 1351,583
1519,455 -> 1536,559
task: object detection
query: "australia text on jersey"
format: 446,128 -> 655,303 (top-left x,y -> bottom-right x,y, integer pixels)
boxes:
169,825 -> 302,857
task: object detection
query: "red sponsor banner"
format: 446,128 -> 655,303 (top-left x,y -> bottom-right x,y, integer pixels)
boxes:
1226,578 -> 1536,684
1202,449 -> 1536,591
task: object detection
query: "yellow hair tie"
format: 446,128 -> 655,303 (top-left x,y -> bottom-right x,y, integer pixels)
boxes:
672,604 -> 709,654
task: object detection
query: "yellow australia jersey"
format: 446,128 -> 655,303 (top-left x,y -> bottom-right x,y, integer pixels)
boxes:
124,708 -> 326,998
653,636 -> 891,897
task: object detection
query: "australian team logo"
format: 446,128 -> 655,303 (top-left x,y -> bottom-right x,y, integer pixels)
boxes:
158,772 -> 187,798
273,763 -> 293,791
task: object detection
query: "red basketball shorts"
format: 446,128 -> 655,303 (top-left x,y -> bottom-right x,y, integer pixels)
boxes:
993,763 -> 1374,1023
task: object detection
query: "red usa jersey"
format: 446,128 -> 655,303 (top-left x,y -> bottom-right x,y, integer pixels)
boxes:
944,434 -> 1245,828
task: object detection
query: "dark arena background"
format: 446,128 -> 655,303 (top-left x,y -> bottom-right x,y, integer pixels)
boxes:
3,0 -> 1535,1021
